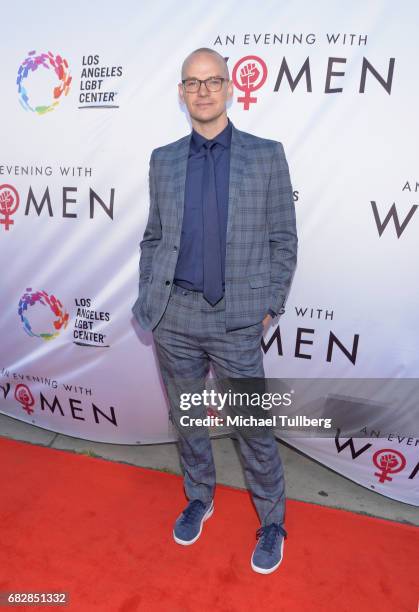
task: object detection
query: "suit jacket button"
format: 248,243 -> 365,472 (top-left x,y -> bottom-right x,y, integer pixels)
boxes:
173,245 -> 178,251
165,280 -> 171,286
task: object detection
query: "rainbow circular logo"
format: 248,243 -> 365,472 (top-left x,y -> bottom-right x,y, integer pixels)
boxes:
18,288 -> 69,341
17,50 -> 72,115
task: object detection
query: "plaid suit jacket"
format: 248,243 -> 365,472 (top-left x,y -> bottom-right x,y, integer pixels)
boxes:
132,121 -> 298,332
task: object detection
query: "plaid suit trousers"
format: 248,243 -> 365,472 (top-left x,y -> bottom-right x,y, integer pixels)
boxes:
152,283 -> 286,526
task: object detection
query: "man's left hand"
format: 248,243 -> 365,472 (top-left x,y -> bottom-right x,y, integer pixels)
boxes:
263,313 -> 272,330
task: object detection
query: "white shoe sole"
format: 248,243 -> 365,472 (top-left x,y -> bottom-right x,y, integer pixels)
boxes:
173,501 -> 214,546
251,536 -> 285,574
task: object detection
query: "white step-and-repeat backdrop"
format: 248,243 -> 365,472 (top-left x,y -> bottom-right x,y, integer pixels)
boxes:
1,1 -> 418,505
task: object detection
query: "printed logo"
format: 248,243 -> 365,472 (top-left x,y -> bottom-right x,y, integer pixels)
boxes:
0,184 -> 19,231
232,55 -> 268,110
1,377 -> 118,428
0,172 -> 115,232
17,50 -> 72,115
73,297 -> 110,348
14,383 -> 35,415
18,288 -> 69,341
373,448 -> 406,483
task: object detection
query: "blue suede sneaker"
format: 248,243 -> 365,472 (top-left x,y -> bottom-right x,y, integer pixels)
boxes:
251,523 -> 287,574
173,499 -> 214,545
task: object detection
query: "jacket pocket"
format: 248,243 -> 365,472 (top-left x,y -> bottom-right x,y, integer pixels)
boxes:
248,272 -> 270,288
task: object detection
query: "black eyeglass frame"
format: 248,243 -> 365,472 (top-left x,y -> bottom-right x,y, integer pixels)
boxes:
181,77 -> 229,92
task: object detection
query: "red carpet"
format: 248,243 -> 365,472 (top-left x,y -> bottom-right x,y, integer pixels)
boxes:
0,436 -> 417,612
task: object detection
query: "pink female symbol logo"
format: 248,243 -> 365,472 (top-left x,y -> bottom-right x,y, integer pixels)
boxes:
232,55 -> 268,110
373,448 -> 406,483
0,184 -> 19,231
15,384 -> 35,415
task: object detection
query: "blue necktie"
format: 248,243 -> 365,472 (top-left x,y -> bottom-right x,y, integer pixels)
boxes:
202,140 -> 223,306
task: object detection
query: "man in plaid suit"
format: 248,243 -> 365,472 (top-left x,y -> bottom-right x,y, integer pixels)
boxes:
132,47 -> 297,574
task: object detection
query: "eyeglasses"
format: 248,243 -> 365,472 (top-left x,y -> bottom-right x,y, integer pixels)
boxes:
181,77 -> 228,93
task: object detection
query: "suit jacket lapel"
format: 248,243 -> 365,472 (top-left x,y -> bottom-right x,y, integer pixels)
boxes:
172,121 -> 247,240
227,123 -> 246,243
173,134 -> 191,229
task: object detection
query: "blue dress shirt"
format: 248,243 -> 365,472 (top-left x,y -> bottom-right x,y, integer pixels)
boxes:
174,118 -> 232,292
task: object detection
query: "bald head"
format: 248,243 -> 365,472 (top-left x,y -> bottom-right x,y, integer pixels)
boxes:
181,48 -> 229,80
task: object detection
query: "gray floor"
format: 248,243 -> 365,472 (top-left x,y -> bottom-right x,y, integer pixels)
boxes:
1,413 -> 417,526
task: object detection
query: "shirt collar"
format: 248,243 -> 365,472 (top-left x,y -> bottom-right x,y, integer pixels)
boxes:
190,117 -> 232,152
